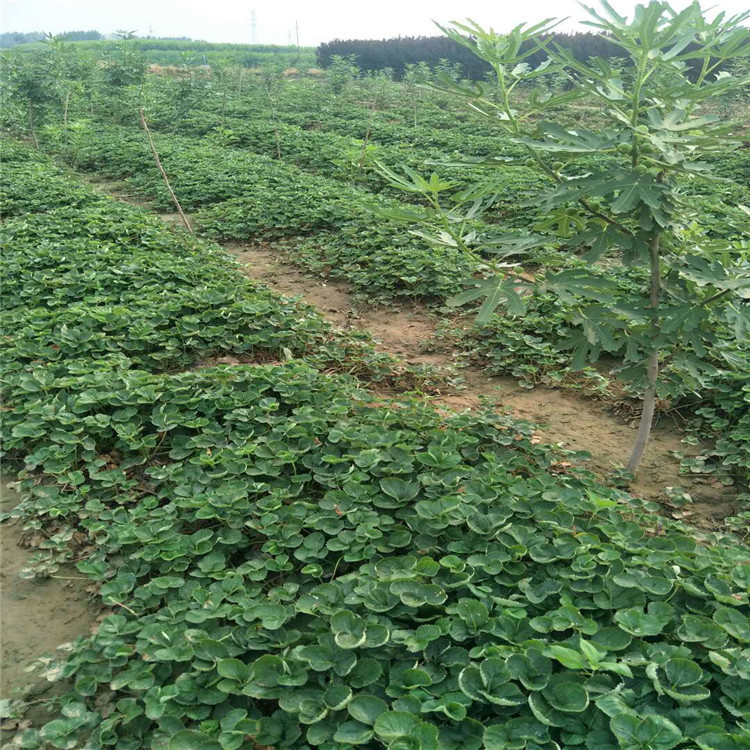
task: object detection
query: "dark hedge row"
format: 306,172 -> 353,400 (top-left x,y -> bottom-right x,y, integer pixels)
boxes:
317,33 -> 621,80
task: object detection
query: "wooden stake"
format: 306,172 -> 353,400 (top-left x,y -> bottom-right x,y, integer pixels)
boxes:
63,90 -> 71,127
28,102 -> 38,148
138,108 -> 193,234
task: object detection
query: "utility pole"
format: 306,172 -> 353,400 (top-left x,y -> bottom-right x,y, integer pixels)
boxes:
295,21 -> 300,48
250,9 -> 257,43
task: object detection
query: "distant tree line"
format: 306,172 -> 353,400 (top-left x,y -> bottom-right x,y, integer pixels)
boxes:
1,34 -> 316,68
0,30 -> 103,48
317,33 -> 625,79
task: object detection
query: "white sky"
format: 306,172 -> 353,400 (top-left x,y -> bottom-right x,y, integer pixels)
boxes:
1,0 -> 748,46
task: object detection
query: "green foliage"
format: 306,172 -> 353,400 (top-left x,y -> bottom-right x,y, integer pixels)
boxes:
458,294 -> 609,390
6,310 -> 750,748
40,122 -> 480,300
316,31 -> 625,81
27,84 -> 749,482
0,156 -> 102,216
328,54 -> 360,94
380,2 -> 750,472
0,141 -> 437,390
66,38 -> 316,69
2,60 -> 750,750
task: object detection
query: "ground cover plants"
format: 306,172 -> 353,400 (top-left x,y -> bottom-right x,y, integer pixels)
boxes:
7,13 -> 750,484
2,3 -> 750,748
38,122 -> 484,299
3,148 -> 750,749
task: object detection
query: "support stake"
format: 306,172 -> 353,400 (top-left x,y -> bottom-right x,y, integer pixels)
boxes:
139,108 -> 193,234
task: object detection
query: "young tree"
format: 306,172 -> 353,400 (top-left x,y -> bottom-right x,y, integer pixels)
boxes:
39,33 -> 96,126
377,1 -> 750,474
326,53 -> 360,95
93,30 -> 148,123
404,61 -> 433,125
2,45 -> 58,144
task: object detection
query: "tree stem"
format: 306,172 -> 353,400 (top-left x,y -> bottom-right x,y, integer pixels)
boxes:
626,232 -> 661,474
139,108 -> 193,234
28,102 -> 38,148
63,90 -> 71,127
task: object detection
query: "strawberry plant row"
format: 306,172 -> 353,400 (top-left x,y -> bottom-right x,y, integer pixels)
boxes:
3,155 -> 750,748
0,140 -> 436,389
34,126 -> 750,487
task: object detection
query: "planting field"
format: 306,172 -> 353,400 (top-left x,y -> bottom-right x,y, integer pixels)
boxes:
1,5 -> 750,749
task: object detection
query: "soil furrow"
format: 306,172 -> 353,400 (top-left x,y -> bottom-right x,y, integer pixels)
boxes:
223,242 -> 733,522
84,178 -> 735,520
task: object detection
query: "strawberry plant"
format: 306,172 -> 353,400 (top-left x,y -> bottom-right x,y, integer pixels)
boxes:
0,142 -> 439,391
5,334 -> 750,749
2,91 -> 750,750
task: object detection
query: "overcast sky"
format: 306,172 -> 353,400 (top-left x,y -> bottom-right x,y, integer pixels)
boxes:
2,0 -> 748,46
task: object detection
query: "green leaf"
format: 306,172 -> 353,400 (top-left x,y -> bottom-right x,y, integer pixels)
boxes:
677,614 -> 729,649
168,731 -> 222,750
446,276 -> 528,322
401,668 -> 432,689
544,645 -> 585,670
714,607 -> 750,642
324,685 -> 353,711
347,694 -> 388,725
333,720 -> 374,745
456,599 -> 490,630
216,659 -> 249,683
610,714 -> 683,750
380,477 -> 420,503
373,712 -> 418,741
615,602 -> 674,637
543,682 -> 589,712
664,658 -> 702,687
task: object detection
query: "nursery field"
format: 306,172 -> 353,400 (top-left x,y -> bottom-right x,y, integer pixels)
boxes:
1,4 -> 750,749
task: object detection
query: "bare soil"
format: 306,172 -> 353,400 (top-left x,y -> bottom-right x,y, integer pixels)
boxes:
225,242 -> 735,524
0,479 -> 98,706
80,178 -> 737,523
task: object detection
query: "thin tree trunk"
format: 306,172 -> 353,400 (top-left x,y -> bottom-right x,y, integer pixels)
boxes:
220,85 -> 227,128
359,108 -> 374,169
270,104 -> 282,159
627,233 -> 661,473
267,91 -> 282,160
63,90 -> 71,126
139,108 -> 193,234
274,125 -> 282,159
28,103 -> 38,148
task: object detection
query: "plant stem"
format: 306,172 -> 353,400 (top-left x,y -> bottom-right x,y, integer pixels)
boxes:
359,105 -> 375,169
698,288 -> 732,308
63,90 -> 71,127
627,232 -> 661,474
112,600 -> 138,616
28,102 -> 38,148
138,108 -> 193,234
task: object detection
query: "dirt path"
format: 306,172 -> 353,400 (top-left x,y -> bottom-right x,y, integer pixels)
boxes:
0,479 -> 98,706
225,242 -> 733,523
81,179 -> 734,522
